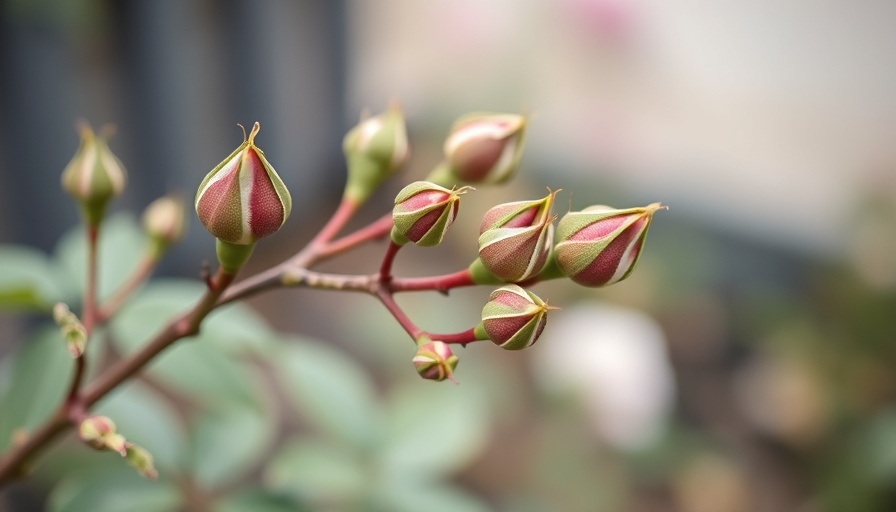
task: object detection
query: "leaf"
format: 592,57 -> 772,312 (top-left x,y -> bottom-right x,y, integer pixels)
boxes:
372,480 -> 492,512
214,489 -> 310,512
263,438 -> 366,508
271,337 -> 381,450
0,327 -> 73,452
47,466 -> 182,512
95,381 -> 188,473
378,382 -> 491,479
0,245 -> 67,310
54,212 -> 146,303
189,404 -> 277,489
109,280 -> 268,407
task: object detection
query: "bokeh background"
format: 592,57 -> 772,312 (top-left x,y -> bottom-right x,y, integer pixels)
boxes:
3,1 -> 896,511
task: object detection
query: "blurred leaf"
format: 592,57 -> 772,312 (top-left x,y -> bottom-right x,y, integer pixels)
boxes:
47,466 -> 182,512
272,337 -> 381,449
0,327 -> 73,451
214,489 -> 310,512
0,244 -> 67,310
111,279 -> 274,355
372,480 -> 492,512
859,409 -> 896,483
109,280 -> 266,407
378,383 -> 490,479
190,404 -> 277,490
54,212 -> 146,303
95,381 -> 187,473
264,438 -> 367,508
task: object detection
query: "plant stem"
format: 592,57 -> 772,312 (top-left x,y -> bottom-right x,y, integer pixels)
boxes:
429,328 -> 481,346
319,212 -> 393,260
390,268 -> 476,293
378,241 -> 402,281
375,288 -> 423,340
96,252 -> 159,323
0,267 -> 236,486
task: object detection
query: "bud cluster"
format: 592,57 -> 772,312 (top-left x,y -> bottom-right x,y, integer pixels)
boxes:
78,415 -> 158,480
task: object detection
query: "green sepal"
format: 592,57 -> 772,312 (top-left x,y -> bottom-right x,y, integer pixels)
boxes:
216,239 -> 255,274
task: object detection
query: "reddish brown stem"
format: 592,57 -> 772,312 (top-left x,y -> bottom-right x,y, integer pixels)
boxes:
375,288 -> 422,340
429,328 -> 482,346
97,253 -> 159,323
390,268 -> 476,294
319,213 -> 393,260
379,241 -> 402,281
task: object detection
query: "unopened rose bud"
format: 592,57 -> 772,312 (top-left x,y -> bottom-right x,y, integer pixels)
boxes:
142,195 -> 187,257
60,122 -> 127,226
477,285 -> 551,350
78,415 -> 127,456
125,443 -> 158,480
555,203 -> 664,287
391,181 -> 471,247
413,337 -> 459,382
343,105 -> 409,204
439,112 -> 526,185
474,191 -> 557,282
195,122 -> 291,272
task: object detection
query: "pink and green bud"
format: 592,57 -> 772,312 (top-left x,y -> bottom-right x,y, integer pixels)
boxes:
413,337 -> 459,382
391,181 -> 471,247
60,122 -> 127,226
474,191 -> 557,282
78,415 -> 127,456
439,112 -> 526,185
343,105 -> 409,204
555,202 -> 664,287
477,285 -> 550,350
142,195 -> 187,257
195,122 -> 291,272
125,443 -> 158,480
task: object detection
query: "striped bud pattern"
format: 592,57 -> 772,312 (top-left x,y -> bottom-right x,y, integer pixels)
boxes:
195,122 -> 291,245
391,181 -> 470,247
443,112 -> 526,184
413,339 -> 459,382
477,191 -> 557,282
480,285 -> 549,350
61,123 -> 127,225
555,203 -> 664,287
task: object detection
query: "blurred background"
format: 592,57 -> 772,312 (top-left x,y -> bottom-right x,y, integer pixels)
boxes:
2,0 -> 896,511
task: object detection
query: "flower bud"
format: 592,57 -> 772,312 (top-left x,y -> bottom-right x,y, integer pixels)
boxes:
125,443 -> 158,480
60,122 -> 127,226
142,195 -> 187,256
413,338 -> 459,382
391,181 -> 471,247
343,105 -> 409,204
53,302 -> 87,358
475,191 -> 557,282
78,415 -> 127,456
478,285 -> 550,350
195,122 -> 291,272
554,203 -> 664,287
441,112 -> 526,184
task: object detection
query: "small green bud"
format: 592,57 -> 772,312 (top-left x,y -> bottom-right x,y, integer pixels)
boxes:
479,285 -> 551,350
475,191 -> 557,282
78,415 -> 127,456
391,181 -> 471,247
439,112 -> 526,185
53,302 -> 87,358
413,337 -> 459,382
343,105 -> 409,204
125,443 -> 158,480
555,203 -> 664,287
142,195 -> 187,257
60,122 -> 127,226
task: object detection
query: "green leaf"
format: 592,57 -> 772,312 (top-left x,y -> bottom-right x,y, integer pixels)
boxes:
0,245 -> 67,310
214,489 -> 309,512
0,327 -> 73,452
263,438 -> 366,508
109,280 -> 267,407
94,381 -> 187,473
54,212 -> 146,303
48,466 -> 182,512
378,383 -> 491,479
190,404 -> 277,489
271,337 -> 381,449
372,481 -> 492,512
